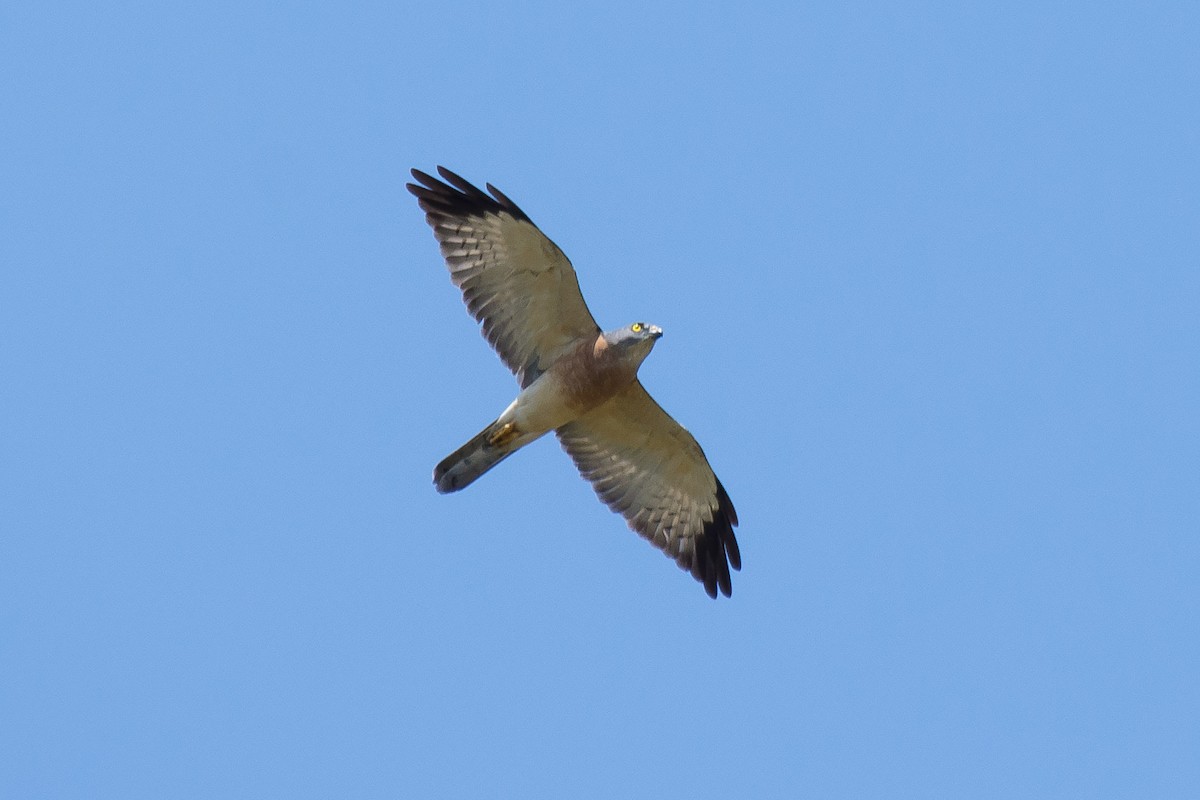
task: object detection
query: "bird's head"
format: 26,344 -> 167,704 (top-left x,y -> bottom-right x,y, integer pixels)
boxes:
601,321 -> 663,365
605,321 -> 662,348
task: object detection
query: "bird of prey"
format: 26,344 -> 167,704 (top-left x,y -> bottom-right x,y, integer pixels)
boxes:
407,167 -> 740,598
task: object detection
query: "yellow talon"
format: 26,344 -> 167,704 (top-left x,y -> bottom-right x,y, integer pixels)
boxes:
488,422 -> 519,447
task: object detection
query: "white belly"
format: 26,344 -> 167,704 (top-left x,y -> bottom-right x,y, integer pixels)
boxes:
498,371 -> 580,435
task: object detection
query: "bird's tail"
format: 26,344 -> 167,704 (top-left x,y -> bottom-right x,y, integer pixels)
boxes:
433,419 -> 538,493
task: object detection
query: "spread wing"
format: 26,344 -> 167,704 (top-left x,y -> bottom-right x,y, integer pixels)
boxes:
556,382 -> 741,598
407,167 -> 601,387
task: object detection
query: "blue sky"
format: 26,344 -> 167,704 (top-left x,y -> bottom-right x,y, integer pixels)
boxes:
3,1 -> 1198,797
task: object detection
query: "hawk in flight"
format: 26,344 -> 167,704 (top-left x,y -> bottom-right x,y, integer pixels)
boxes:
408,167 -> 741,597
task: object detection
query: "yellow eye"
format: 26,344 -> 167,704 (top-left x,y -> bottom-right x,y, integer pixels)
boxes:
631,322 -> 643,332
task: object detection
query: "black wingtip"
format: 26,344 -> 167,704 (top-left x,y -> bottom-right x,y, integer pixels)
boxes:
696,478 -> 740,598
716,479 -> 741,571
406,166 -> 531,222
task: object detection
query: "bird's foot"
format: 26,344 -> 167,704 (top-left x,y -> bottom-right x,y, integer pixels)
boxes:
487,421 -> 519,448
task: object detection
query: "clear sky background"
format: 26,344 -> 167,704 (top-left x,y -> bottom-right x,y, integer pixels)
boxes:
3,2 -> 1198,797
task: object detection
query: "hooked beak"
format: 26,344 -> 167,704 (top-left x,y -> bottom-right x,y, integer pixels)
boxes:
649,325 -> 663,339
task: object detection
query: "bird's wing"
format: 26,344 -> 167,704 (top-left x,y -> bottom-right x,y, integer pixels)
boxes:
556,381 -> 740,598
408,167 -> 601,387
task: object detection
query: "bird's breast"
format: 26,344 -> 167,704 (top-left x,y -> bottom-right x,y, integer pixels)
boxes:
509,340 -> 639,435
556,339 -> 638,413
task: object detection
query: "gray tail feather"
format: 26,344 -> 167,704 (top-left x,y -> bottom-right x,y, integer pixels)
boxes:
434,421 -> 519,494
